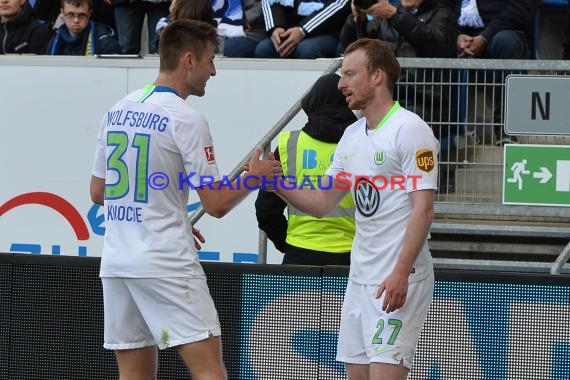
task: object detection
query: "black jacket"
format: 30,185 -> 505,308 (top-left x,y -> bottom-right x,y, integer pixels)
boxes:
262,0 -> 351,37
243,0 -> 266,41
0,3 -> 52,54
339,0 -> 457,57
47,22 -> 121,56
457,0 -> 539,43
30,0 -> 60,27
339,0 -> 457,128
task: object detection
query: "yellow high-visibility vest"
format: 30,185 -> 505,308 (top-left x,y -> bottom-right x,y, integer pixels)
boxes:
278,130 -> 355,252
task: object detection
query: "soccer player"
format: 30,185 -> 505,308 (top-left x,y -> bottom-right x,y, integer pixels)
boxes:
255,73 -> 357,265
90,20 -> 281,379
275,38 -> 438,380
47,0 -> 121,56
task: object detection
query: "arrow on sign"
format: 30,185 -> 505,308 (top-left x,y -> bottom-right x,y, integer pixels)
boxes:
533,167 -> 552,184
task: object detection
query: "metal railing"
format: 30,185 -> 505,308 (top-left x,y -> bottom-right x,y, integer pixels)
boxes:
189,58 -> 570,270
189,59 -> 342,263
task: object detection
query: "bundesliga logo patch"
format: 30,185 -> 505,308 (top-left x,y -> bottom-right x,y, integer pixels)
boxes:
204,146 -> 215,162
415,149 -> 435,173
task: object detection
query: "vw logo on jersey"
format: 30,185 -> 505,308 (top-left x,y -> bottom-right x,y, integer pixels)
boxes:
354,177 -> 380,217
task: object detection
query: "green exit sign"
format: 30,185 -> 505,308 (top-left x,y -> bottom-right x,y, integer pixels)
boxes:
503,144 -> 570,206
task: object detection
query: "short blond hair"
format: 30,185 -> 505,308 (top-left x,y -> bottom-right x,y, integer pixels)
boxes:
344,38 -> 401,91
159,20 -> 217,72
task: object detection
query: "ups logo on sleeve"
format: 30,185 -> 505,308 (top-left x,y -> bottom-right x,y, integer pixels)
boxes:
415,149 -> 435,173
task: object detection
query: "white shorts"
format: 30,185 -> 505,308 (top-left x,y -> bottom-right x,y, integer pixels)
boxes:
336,273 -> 434,369
102,276 -> 221,350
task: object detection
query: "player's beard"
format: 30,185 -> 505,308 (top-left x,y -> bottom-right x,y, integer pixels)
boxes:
347,84 -> 374,111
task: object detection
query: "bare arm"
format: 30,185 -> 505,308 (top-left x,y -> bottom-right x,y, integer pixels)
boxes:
376,189 -> 435,312
196,182 -> 255,218
275,175 -> 348,218
196,149 -> 282,218
90,175 -> 105,205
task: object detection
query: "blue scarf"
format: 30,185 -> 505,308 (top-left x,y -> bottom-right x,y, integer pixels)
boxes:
212,0 -> 245,37
458,0 -> 484,28
265,0 -> 325,16
49,21 -> 95,55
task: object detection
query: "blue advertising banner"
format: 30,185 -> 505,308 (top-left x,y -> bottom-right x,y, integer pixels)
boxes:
0,254 -> 568,379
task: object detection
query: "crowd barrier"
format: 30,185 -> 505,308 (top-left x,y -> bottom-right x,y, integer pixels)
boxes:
391,58 -> 570,204
3,57 -> 570,266
1,253 -> 568,379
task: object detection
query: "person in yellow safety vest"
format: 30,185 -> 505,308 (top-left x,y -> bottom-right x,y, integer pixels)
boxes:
255,73 -> 357,265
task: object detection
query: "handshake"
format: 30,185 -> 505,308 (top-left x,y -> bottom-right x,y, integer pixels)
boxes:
243,147 -> 283,191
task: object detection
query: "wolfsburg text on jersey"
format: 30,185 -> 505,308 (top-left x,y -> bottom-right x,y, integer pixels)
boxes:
107,110 -> 169,132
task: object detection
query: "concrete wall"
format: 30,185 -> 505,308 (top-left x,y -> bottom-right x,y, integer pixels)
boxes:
0,56 -> 339,263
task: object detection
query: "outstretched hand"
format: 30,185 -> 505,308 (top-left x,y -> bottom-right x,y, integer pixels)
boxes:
247,147 -> 281,174
242,147 -> 278,171
245,147 -> 282,190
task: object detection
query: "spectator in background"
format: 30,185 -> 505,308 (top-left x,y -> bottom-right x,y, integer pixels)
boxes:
339,0 -> 457,57
255,0 -> 351,58
172,0 -> 216,26
157,0 -> 266,58
91,0 -> 115,29
255,74 -> 356,266
155,0 -> 216,52
339,0 -> 463,154
456,0 -> 539,145
103,0 -> 170,55
29,0 -> 60,28
35,0 -> 114,32
0,0 -> 52,54
220,0 -> 266,57
47,0 -> 121,55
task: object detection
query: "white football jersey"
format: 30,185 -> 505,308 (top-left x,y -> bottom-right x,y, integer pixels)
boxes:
92,85 -> 221,278
327,102 -> 438,285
